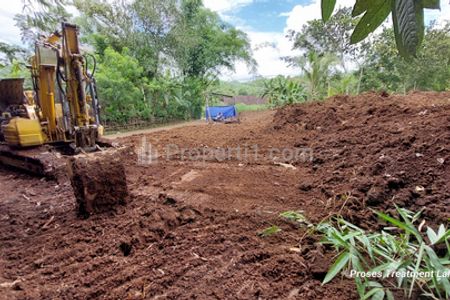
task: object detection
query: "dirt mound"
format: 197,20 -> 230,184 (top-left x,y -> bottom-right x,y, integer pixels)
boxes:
273,92 -> 450,226
273,91 -> 450,130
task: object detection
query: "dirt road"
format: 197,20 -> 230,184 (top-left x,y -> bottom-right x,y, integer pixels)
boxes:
0,92 -> 449,299
106,119 -> 206,139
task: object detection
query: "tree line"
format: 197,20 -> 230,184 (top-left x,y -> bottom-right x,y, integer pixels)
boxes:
2,0 -> 255,124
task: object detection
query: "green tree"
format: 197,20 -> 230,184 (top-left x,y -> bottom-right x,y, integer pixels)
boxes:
17,0 -> 71,44
73,0 -> 134,56
75,0 -> 254,80
212,79 -> 267,98
408,22 -> 450,91
0,43 -> 27,67
288,7 -> 357,71
129,0 -> 179,77
171,0 -> 255,78
359,22 -> 450,92
74,0 -> 254,122
0,40 -> 30,85
95,48 -> 149,123
328,73 -> 359,96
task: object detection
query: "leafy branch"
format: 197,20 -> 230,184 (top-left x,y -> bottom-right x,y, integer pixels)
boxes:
321,0 -> 442,57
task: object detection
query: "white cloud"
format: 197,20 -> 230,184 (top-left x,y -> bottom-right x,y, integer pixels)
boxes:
284,0 -> 354,33
0,4 -> 25,44
203,0 -> 296,80
221,31 -> 300,81
438,2 -> 450,24
425,2 -> 450,26
203,0 -> 254,14
0,3 -> 79,45
222,0 -> 357,80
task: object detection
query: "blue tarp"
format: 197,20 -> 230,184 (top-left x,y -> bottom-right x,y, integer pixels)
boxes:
205,105 -> 238,121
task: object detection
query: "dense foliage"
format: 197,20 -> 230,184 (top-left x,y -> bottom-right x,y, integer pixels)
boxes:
360,23 -> 450,92
261,76 -> 307,107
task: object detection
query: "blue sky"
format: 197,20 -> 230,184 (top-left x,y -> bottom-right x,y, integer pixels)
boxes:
232,0 -> 302,32
202,0 -> 450,80
1,0 -> 450,81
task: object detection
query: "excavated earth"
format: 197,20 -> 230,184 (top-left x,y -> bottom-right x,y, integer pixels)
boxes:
0,92 -> 449,299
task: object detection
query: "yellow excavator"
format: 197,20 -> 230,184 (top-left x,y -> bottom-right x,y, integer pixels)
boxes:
0,23 -> 128,216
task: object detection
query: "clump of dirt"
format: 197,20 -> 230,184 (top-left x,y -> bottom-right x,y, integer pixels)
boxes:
273,91 -> 450,227
67,147 -> 130,217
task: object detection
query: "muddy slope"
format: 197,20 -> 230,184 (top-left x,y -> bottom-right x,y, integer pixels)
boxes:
273,92 -> 450,226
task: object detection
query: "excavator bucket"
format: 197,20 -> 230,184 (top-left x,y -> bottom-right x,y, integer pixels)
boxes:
67,147 -> 131,217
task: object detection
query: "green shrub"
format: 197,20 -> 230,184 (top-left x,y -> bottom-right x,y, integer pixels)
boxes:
319,207 -> 450,299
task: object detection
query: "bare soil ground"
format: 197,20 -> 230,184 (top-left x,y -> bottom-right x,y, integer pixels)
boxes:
0,92 -> 449,299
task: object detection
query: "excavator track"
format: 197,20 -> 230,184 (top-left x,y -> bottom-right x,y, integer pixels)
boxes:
0,139 -> 119,179
0,143 -> 68,179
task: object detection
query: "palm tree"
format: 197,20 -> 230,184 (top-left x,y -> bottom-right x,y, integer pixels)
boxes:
297,52 -> 338,100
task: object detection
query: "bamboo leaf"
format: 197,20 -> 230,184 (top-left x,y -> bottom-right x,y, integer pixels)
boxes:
322,251 -> 350,284
331,230 -> 351,249
386,289 -> 395,300
427,227 -> 438,244
321,0 -> 337,22
408,242 -> 424,298
375,211 -> 422,242
355,277 -> 366,298
371,289 -> 385,300
362,287 -> 384,300
437,228 -> 450,244
367,281 -> 383,288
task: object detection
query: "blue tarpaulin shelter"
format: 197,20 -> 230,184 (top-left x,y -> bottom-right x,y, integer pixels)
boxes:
205,105 -> 238,121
